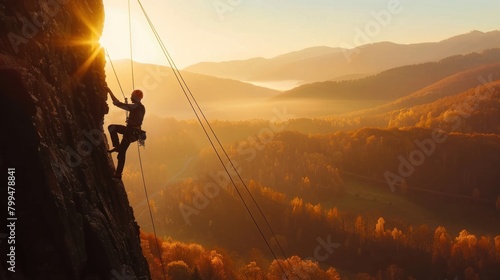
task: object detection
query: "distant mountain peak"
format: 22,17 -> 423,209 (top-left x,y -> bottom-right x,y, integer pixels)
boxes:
440,29 -> 498,42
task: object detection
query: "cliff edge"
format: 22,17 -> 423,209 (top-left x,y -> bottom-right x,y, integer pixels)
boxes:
0,1 -> 150,279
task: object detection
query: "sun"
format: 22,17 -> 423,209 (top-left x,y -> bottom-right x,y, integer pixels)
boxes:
100,8 -> 164,65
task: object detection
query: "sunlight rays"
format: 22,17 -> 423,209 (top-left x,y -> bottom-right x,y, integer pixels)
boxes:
70,5 -> 105,81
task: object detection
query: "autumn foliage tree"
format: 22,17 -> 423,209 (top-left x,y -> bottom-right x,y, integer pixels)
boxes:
166,261 -> 191,280
239,262 -> 264,280
432,226 -> 451,263
266,256 -> 331,280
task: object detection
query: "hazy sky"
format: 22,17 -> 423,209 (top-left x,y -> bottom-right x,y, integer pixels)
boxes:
100,0 -> 500,68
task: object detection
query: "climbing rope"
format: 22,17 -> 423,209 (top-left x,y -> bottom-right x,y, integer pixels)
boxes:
137,144 -> 167,279
134,0 -> 296,278
104,50 -> 126,98
104,49 -> 129,121
127,0 -> 167,279
128,0 -> 136,89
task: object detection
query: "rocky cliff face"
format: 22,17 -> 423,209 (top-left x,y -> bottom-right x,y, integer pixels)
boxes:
0,1 -> 150,279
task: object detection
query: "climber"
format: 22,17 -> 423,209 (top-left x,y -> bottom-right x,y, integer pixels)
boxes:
106,86 -> 146,179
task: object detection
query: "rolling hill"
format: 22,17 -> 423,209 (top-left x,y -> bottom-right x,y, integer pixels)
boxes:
320,80 -> 500,133
349,62 -> 500,117
379,80 -> 500,133
185,30 -> 500,83
274,49 -> 500,102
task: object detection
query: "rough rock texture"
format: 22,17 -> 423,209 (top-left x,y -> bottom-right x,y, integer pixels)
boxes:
0,1 -> 150,279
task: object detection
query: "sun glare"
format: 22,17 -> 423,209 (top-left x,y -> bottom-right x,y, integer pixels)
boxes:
100,8 -> 164,65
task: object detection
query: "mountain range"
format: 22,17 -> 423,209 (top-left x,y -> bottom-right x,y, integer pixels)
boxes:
185,30 -> 500,84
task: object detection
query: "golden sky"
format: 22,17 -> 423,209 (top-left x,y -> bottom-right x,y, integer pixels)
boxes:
100,0 -> 500,68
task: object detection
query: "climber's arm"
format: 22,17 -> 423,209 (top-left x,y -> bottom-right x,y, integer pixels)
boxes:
105,86 -> 135,110
105,86 -> 120,104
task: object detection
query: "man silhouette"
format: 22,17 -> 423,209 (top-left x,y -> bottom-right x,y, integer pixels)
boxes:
106,87 -> 145,179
